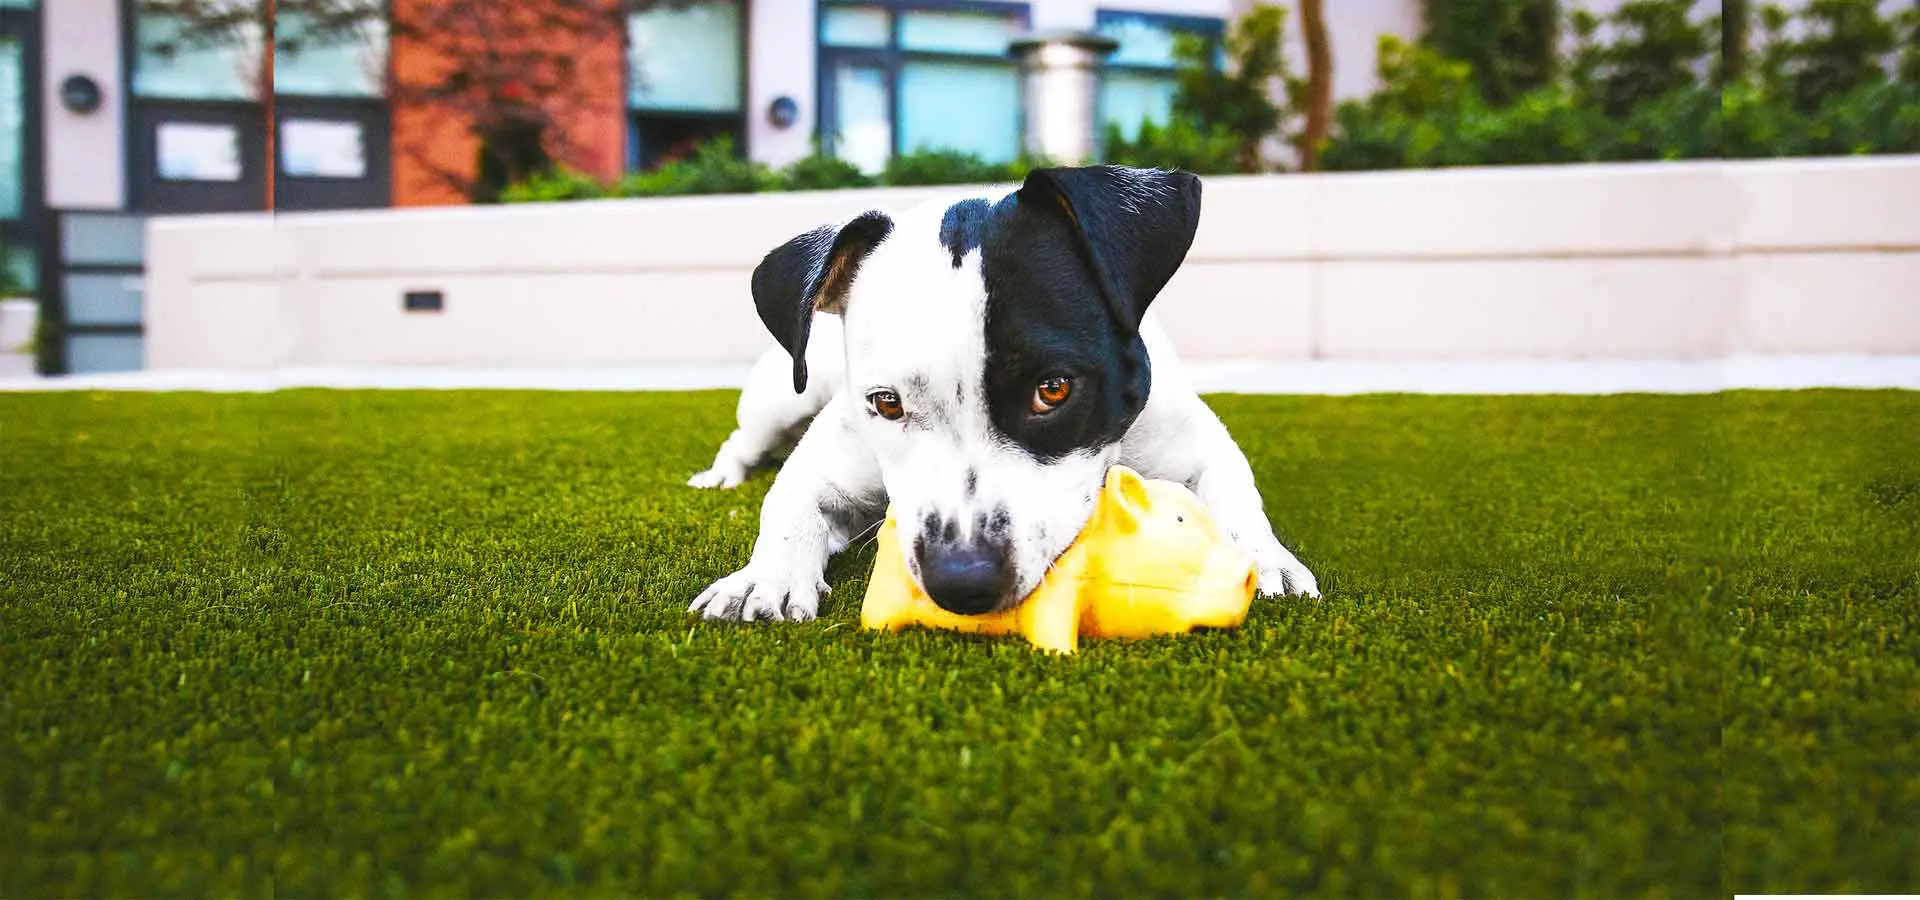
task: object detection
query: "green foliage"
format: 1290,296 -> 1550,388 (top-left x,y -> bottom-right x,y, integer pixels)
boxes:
1420,0 -> 1561,106
612,137 -> 775,197
1585,0 -> 1713,115
3,390 -> 1919,894
1325,0 -> 1915,169
774,148 -> 874,192
497,166 -> 607,204
1169,4 -> 1295,170
0,240 -> 32,298
1899,5 -> 1920,84
1101,118 -> 1244,175
1768,0 -> 1898,112
878,148 -> 1017,186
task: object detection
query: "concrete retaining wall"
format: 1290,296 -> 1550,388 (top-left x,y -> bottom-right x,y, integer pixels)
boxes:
145,157 -> 1920,371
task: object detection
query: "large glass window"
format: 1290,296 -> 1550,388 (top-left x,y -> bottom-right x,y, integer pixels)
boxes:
627,0 -> 745,168
273,10 -> 387,98
132,6 -> 265,101
819,2 -> 1027,174
0,33 -> 21,220
1094,11 -> 1222,140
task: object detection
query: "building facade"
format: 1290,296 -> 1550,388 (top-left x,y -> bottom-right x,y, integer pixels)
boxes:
17,0 -> 1323,373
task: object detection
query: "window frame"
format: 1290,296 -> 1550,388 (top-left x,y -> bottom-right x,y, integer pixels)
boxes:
624,0 -> 751,170
816,0 -> 1032,167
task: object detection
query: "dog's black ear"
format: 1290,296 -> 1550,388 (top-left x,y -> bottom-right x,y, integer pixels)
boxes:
1017,166 -> 1202,334
751,211 -> 893,393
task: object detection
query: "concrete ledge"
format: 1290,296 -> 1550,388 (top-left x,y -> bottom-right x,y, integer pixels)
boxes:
144,157 -> 1920,371
9,357 -> 1918,395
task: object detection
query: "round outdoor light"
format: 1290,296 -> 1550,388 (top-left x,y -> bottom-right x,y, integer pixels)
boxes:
767,96 -> 799,130
60,75 -> 104,115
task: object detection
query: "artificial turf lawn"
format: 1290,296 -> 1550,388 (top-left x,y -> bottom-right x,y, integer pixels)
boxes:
1,389 -> 1914,897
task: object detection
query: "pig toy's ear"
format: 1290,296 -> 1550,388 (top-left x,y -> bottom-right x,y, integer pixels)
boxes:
1102,466 -> 1153,529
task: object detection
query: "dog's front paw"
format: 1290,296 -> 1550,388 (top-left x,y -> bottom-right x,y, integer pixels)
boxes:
687,463 -> 747,490
1257,560 -> 1320,599
689,566 -> 829,622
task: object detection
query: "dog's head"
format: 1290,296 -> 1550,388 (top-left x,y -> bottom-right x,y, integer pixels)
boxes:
751,165 -> 1202,615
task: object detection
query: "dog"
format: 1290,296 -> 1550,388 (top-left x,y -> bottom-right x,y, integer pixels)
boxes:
687,164 -> 1317,622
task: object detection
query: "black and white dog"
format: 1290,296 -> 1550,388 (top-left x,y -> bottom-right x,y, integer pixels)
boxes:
687,165 -> 1317,622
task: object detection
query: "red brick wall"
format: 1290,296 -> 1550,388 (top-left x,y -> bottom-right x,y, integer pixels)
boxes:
388,0 -> 628,207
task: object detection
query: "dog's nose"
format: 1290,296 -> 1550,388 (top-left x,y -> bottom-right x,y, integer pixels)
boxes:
918,543 -> 1013,616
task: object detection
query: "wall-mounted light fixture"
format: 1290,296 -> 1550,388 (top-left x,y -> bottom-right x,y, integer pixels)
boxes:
59,75 -> 104,115
767,96 -> 799,130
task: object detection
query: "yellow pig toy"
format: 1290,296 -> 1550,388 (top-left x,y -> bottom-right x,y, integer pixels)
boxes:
860,465 -> 1258,654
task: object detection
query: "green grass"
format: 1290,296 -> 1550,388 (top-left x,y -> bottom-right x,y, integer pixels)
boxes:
1,389 -> 1915,897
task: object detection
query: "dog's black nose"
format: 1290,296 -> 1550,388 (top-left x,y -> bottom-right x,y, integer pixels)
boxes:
918,543 -> 1012,616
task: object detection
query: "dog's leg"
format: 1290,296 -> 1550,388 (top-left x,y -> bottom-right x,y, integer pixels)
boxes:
1130,394 -> 1319,598
1191,441 -> 1320,598
689,400 -> 884,622
689,346 -> 836,489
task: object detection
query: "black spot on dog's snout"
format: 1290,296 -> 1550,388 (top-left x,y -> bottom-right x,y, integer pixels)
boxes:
964,470 -> 978,497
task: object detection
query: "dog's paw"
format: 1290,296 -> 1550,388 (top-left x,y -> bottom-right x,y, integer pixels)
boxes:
689,566 -> 829,622
687,463 -> 747,490
1257,560 -> 1320,599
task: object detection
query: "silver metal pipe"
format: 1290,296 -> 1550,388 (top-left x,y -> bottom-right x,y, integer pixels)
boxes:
1009,32 -> 1120,166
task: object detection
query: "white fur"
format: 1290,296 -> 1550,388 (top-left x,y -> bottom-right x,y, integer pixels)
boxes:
688,194 -> 1318,622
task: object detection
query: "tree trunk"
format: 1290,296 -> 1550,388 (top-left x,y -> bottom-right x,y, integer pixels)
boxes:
1297,0 -> 1333,172
1722,0 -> 1750,83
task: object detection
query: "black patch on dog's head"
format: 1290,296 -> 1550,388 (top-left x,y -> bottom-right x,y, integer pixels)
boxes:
751,211 -> 893,392
938,198 -> 992,269
977,166 -> 1202,461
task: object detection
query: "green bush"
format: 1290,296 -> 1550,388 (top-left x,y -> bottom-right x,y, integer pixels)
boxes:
611,136 -> 774,197
1421,0 -> 1561,106
774,149 -> 874,192
497,167 -> 606,204
879,148 -> 1017,186
1101,118 -> 1244,174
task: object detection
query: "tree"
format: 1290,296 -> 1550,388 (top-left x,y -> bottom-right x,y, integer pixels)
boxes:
1171,4 -> 1293,172
1296,0 -> 1332,171
1420,0 -> 1560,106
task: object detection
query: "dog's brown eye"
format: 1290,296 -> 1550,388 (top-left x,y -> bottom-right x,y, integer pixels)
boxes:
1031,376 -> 1073,414
868,390 -> 905,421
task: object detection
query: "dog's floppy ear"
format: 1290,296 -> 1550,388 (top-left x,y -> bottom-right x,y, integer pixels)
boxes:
1018,166 -> 1202,334
751,211 -> 893,393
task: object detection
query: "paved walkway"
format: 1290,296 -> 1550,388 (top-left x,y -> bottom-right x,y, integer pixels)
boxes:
4,357 -> 1919,395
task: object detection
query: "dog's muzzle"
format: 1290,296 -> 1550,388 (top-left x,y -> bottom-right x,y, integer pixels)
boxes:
914,538 -> 1014,616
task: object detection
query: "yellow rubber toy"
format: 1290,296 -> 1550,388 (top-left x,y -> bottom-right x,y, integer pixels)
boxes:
860,465 -> 1258,653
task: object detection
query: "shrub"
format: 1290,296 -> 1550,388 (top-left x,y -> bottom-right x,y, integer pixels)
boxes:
775,150 -> 874,192
1420,0 -> 1561,106
1171,4 -> 1295,171
1587,0 -> 1712,116
498,167 -> 606,204
1102,119 -> 1243,174
880,148 -> 1017,186
611,136 -> 774,197
1770,0 -> 1898,112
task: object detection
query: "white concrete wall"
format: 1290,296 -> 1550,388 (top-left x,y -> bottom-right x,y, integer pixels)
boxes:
145,158 -> 1920,372
42,0 -> 126,209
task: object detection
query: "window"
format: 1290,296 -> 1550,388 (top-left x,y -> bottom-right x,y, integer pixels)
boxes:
0,32 -> 21,219
132,7 -> 264,101
819,2 -> 1028,175
1094,11 -> 1222,140
273,10 -> 387,98
628,0 -> 744,168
